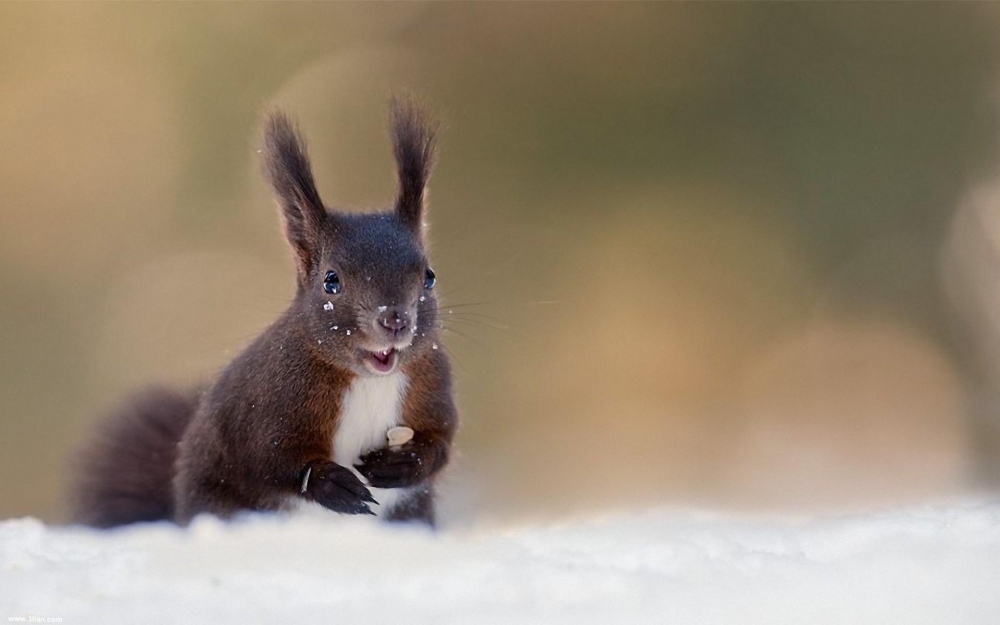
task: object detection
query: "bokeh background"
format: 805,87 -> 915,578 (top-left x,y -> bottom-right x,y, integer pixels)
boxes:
3,3 -> 1000,524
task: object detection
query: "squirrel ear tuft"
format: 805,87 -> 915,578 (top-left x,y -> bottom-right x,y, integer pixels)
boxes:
262,111 -> 328,275
390,97 -> 438,235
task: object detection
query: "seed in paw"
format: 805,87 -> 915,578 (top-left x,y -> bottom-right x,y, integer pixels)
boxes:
386,426 -> 414,447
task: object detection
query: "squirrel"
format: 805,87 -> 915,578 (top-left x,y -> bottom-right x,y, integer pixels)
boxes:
70,100 -> 457,528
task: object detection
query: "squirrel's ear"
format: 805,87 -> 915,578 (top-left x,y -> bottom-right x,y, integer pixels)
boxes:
390,98 -> 437,236
262,111 -> 328,276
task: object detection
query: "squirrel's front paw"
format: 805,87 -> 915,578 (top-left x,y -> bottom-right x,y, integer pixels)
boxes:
355,439 -> 443,489
302,461 -> 377,515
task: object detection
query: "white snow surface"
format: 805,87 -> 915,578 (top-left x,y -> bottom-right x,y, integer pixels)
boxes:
3,500 -> 1000,624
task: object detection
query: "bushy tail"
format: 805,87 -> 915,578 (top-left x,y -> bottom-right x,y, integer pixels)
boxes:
70,386 -> 200,528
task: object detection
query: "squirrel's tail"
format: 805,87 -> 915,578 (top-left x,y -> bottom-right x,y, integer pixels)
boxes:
69,386 -> 200,528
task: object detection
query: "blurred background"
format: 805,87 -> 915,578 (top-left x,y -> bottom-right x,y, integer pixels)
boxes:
3,3 -> 1000,524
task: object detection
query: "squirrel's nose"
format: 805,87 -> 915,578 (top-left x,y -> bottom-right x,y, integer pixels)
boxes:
377,307 -> 410,336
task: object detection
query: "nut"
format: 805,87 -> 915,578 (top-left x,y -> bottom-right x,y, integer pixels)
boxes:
386,426 -> 414,447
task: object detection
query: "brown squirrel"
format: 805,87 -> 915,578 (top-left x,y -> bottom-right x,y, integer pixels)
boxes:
70,100 -> 457,528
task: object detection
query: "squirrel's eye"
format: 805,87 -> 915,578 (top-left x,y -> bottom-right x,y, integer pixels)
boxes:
424,267 -> 436,290
323,271 -> 342,295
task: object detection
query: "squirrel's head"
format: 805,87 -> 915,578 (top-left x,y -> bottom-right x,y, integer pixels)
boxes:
262,100 -> 440,376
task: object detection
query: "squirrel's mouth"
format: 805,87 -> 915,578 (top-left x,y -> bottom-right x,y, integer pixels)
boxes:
365,348 -> 398,374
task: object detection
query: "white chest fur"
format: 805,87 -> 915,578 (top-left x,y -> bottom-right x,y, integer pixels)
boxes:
331,371 -> 409,516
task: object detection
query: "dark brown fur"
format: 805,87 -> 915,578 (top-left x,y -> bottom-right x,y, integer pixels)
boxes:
71,100 -> 457,528
71,387 -> 201,528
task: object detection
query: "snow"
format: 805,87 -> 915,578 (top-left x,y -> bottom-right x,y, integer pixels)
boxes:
3,500 -> 999,624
